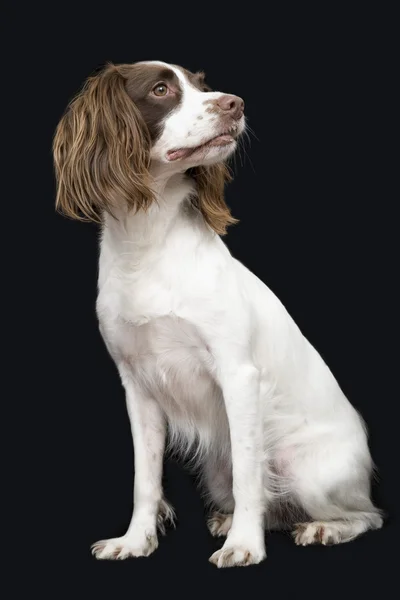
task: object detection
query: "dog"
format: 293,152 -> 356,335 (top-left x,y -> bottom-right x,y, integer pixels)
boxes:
53,60 -> 382,567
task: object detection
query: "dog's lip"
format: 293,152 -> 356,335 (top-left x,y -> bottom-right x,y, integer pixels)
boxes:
166,131 -> 237,162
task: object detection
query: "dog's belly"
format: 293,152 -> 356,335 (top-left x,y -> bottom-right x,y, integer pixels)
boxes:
116,315 -> 230,452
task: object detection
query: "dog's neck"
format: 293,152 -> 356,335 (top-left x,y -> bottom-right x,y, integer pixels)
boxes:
102,166 -> 207,252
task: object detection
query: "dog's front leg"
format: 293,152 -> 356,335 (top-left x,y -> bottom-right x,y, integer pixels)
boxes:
92,368 -> 173,560
209,355 -> 266,568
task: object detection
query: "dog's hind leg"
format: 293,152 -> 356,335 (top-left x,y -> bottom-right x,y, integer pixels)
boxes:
289,439 -> 383,546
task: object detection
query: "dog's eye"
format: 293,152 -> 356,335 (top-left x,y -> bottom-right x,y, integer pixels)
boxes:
152,83 -> 168,97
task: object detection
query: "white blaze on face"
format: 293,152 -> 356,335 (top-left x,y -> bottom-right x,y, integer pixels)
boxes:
150,63 -> 245,167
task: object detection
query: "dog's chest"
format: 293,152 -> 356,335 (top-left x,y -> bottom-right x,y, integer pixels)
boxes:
96,225 -> 232,432
97,217 -> 233,329
105,313 -> 224,430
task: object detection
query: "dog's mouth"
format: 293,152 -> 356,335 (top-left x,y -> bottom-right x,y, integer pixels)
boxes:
166,131 -> 237,162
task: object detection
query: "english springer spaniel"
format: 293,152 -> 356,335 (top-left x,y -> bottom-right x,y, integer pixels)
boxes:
53,61 -> 382,567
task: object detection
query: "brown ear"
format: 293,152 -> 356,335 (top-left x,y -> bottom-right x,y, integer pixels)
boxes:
190,164 -> 238,235
53,63 -> 153,223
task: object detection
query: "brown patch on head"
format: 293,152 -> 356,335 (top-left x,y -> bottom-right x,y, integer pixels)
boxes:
173,65 -> 212,92
53,62 -> 183,223
122,63 -> 182,140
53,63 -> 153,223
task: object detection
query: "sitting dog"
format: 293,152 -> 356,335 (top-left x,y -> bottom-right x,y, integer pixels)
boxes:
53,60 -> 382,567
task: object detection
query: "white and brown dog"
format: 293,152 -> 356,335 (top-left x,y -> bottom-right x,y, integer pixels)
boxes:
53,61 -> 382,567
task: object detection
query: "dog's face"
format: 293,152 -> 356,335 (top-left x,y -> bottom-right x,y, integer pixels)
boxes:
125,62 -> 245,167
53,61 -> 244,234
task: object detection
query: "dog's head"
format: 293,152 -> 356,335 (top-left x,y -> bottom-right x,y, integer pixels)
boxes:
53,61 -> 245,234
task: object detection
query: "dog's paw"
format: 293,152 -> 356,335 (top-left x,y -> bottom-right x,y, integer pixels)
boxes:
207,512 -> 233,538
91,531 -> 158,560
209,542 -> 266,568
292,522 -> 340,546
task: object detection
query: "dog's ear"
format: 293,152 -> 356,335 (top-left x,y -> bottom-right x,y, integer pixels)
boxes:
53,63 -> 153,222
190,164 -> 238,235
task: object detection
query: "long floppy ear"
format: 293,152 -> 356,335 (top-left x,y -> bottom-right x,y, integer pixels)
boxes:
53,64 -> 153,222
190,164 -> 238,235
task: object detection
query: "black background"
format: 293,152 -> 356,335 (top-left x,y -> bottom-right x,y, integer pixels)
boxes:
6,4 -> 397,597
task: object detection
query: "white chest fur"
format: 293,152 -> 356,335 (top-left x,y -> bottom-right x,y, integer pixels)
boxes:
96,182 -> 233,453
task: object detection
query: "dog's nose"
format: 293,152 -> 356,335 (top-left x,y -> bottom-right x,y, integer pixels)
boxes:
216,94 -> 244,120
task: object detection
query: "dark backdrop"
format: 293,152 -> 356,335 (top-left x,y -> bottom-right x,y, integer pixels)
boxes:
7,4 -> 397,597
